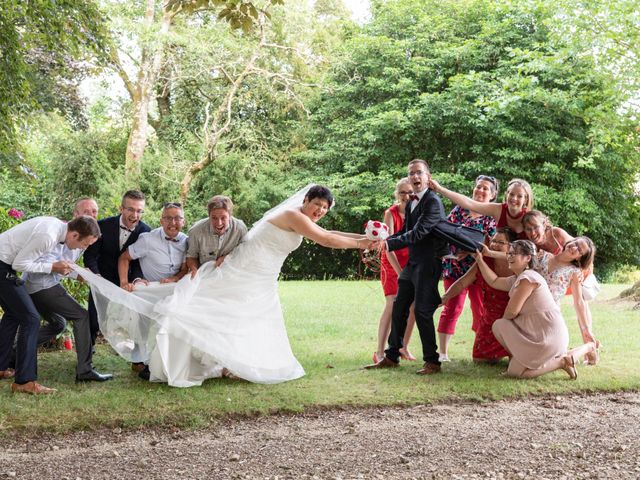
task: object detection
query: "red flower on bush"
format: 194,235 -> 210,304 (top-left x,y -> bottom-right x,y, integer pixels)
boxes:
7,208 -> 24,220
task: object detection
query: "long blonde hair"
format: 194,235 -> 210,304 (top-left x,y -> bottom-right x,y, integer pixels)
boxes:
505,178 -> 534,211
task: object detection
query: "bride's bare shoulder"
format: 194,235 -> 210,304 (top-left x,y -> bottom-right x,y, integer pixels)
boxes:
268,208 -> 304,231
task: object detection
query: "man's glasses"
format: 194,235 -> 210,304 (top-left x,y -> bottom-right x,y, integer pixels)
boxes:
398,191 -> 413,195
162,216 -> 184,223
491,240 -> 510,246
123,207 -> 144,215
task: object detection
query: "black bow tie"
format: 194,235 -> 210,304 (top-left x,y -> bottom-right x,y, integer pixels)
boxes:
165,236 -> 179,242
120,225 -> 133,233
409,194 -> 419,202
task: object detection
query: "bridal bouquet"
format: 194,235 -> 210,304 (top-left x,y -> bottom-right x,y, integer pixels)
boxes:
365,220 -> 389,240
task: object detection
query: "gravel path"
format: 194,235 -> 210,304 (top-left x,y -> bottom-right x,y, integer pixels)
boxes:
1,391 -> 639,479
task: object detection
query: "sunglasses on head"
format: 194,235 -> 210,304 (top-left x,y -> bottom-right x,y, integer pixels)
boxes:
476,175 -> 497,186
163,202 -> 182,208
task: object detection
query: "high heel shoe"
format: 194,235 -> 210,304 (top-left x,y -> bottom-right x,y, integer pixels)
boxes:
563,354 -> 578,380
373,352 -> 384,364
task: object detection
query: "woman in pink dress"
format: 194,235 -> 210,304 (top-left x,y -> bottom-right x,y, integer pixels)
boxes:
474,240 -> 596,379
374,178 -> 417,363
484,234 -> 600,365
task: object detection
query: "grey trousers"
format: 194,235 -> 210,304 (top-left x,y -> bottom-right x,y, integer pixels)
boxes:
30,284 -> 93,375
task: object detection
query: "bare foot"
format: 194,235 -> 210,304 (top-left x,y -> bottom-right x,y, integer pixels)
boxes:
400,348 -> 417,361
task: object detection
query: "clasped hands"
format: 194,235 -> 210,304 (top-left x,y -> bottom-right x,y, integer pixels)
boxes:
51,260 -> 75,276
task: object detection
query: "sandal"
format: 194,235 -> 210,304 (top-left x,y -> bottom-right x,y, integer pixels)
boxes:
583,341 -> 600,366
563,354 -> 578,380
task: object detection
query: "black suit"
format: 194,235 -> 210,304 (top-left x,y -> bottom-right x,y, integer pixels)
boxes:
385,189 -> 448,364
83,215 -> 150,342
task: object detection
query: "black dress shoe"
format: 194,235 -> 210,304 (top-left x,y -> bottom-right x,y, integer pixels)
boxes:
75,369 -> 114,382
138,365 -> 150,381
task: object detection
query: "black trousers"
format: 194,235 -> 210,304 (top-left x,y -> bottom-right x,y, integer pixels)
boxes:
31,284 -> 94,375
385,256 -> 442,364
0,262 -> 40,383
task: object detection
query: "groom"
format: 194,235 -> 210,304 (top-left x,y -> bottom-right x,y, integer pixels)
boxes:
366,159 -> 448,374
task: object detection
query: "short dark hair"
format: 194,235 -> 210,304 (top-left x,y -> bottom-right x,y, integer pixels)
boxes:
67,216 -> 101,239
495,227 -> 517,242
207,195 -> 233,214
305,185 -> 334,208
122,190 -> 145,204
408,159 -> 430,173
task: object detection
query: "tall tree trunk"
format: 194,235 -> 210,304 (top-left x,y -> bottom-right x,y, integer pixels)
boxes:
121,0 -> 174,184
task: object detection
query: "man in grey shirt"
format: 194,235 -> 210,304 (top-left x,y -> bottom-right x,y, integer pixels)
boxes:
186,195 -> 247,277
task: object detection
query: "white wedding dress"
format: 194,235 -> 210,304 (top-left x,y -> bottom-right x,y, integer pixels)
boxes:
77,187 -> 315,387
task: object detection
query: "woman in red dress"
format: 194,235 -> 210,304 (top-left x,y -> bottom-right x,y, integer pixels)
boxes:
374,178 -> 417,363
429,177 -> 534,238
439,228 -> 517,362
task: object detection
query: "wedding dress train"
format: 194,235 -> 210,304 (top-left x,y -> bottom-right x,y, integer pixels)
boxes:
78,190 -> 313,386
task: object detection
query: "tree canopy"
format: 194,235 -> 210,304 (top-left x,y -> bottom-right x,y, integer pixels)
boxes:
1,0 -> 638,277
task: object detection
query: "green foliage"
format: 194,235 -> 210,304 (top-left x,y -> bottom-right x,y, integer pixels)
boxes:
297,0 -> 640,272
0,0 -> 108,158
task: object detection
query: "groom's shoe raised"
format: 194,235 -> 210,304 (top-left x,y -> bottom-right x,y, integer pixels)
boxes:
76,369 -> 114,382
364,356 -> 399,369
416,362 -> 441,375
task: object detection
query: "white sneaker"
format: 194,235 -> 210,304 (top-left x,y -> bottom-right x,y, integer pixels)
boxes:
438,354 -> 451,362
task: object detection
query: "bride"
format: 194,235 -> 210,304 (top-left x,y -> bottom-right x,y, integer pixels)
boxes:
76,185 -> 371,386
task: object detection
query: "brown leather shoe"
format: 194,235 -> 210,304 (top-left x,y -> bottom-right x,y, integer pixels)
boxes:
364,356 -> 399,369
416,362 -> 441,375
11,381 -> 57,395
0,368 -> 15,379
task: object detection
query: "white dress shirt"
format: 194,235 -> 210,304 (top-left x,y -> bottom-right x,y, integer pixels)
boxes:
23,244 -> 82,294
410,188 -> 428,212
119,216 -> 135,249
0,216 -> 67,274
127,227 -> 188,282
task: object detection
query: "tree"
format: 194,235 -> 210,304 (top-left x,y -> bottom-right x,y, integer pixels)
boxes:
296,0 -> 640,272
104,0 -> 283,184
0,0 -> 107,162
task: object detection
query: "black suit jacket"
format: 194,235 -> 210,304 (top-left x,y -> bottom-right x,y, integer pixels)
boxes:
386,189 -> 449,262
83,215 -> 151,285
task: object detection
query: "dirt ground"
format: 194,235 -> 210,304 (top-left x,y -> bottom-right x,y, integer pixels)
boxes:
1,391 -> 639,479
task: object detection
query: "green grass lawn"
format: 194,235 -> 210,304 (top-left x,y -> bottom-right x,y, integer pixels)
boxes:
1,281 -> 638,435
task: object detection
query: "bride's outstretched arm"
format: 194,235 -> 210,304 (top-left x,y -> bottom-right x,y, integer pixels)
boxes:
328,230 -> 367,240
270,210 -> 371,249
